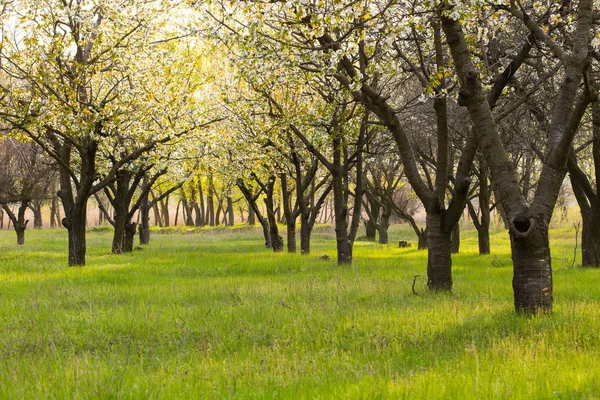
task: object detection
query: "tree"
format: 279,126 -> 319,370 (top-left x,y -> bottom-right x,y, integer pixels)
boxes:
442,0 -> 595,312
0,139 -> 56,245
0,1 -> 204,265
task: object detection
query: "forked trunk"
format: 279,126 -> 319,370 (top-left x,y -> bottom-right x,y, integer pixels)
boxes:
510,216 -> 552,313
426,211 -> 452,290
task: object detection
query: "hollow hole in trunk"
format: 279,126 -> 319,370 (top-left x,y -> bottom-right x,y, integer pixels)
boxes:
513,216 -> 531,233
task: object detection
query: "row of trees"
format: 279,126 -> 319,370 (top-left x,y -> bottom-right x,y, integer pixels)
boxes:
1,0 -> 599,315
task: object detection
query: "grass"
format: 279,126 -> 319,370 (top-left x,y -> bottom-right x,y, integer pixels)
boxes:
0,224 -> 599,399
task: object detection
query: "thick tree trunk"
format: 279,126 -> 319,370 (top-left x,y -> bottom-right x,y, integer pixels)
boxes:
64,203 -> 87,266
581,207 -> 600,267
426,211 -> 452,290
510,216 -> 553,313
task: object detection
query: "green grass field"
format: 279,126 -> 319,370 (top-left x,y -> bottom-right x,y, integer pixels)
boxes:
0,224 -> 599,399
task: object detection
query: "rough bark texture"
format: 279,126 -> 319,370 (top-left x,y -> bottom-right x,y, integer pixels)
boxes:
426,211 -> 452,290
64,203 -> 87,266
442,0 -> 594,312
510,216 -> 553,312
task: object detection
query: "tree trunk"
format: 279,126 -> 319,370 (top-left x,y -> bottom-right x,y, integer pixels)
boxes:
206,174 -> 215,226
124,222 -> 137,253
31,201 -> 43,229
478,224 -> 490,255
4,203 -> 28,245
248,203 -> 256,225
227,196 -> 234,226
417,229 -> 428,250
451,222 -> 460,254
365,220 -> 377,241
264,187 -> 283,252
426,211 -> 452,290
112,209 -> 127,254
300,216 -> 311,254
332,168 -> 352,264
215,200 -> 222,226
15,224 -> 25,245
160,196 -> 170,227
50,197 -> 60,228
139,191 -> 150,245
64,203 -> 87,266
581,207 -> 600,267
510,216 -> 553,313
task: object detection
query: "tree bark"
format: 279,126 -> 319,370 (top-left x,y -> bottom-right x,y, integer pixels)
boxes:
30,200 -> 43,229
226,196 -> 234,226
510,216 -> 553,312
426,210 -> 452,290
3,202 -> 29,245
581,207 -> 600,267
124,222 -> 137,252
63,203 -> 87,266
280,174 -> 297,253
450,222 -> 460,254
263,176 -> 284,252
206,173 -> 215,226
247,202 -> 256,225
139,190 -> 151,245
